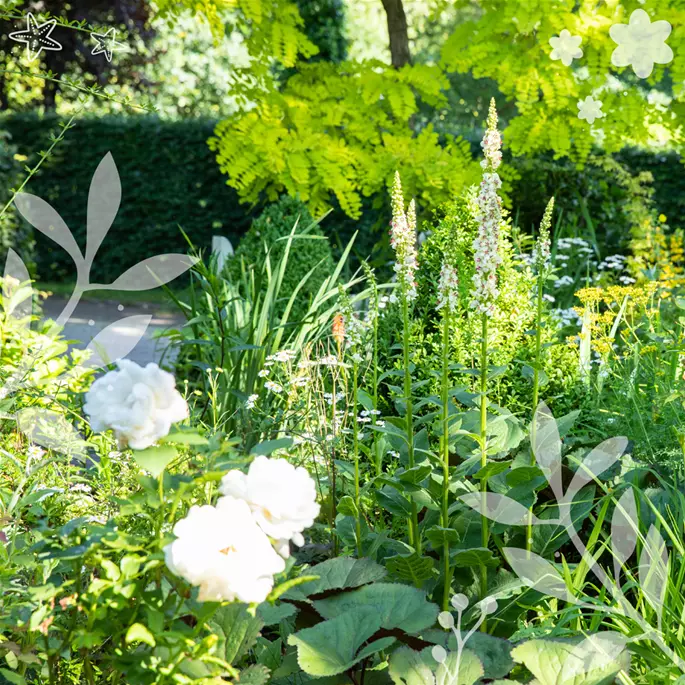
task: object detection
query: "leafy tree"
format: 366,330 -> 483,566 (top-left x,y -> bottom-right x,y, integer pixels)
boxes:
0,0 -> 154,109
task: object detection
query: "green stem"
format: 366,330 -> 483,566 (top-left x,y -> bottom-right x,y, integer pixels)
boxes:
441,310 -> 452,611
402,292 -> 420,553
527,275 -> 544,554
373,305 -> 381,477
479,314 -> 489,625
353,362 -> 362,557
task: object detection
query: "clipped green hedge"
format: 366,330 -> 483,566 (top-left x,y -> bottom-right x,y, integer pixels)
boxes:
1,112 -> 683,284
0,113 -> 257,283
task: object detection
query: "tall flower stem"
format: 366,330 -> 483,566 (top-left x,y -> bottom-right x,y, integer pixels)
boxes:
352,361 -> 362,556
441,308 -> 452,610
402,291 -> 420,553
479,313 -> 489,614
527,275 -> 544,554
527,196 -> 553,555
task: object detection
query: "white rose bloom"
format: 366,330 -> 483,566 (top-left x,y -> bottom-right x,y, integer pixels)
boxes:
164,496 -> 285,603
84,360 -> 188,450
220,456 -> 320,556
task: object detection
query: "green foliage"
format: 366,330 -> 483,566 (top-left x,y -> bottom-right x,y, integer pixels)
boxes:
228,196 -> 334,321
0,112 -> 253,282
294,0 -> 347,63
440,1 -> 685,162
210,60 -> 481,218
0,130 -> 33,270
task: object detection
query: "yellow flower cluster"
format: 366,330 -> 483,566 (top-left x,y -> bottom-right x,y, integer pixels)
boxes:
629,215 -> 685,290
573,282 -> 659,358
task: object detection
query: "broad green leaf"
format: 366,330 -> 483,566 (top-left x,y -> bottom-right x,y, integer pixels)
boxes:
238,665 -> 271,685
312,583 -> 439,634
125,623 -> 156,647
386,553 -> 435,585
426,631 -> 513,680
257,602 -> 298,625
338,495 -> 359,518
209,603 -> 264,664
160,430 -> 208,445
451,547 -> 499,569
376,487 -> 412,516
388,647 -> 434,685
287,607 -> 393,676
474,461 -> 511,481
133,445 -> 178,478
283,557 -> 386,600
511,634 -> 629,685
0,669 -> 26,685
250,437 -> 293,455
425,527 -> 459,549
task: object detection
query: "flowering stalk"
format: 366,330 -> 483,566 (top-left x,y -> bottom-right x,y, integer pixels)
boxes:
527,197 -> 555,554
339,287 -> 364,556
391,172 -> 420,552
437,262 -> 459,610
362,261 -> 382,476
470,98 -> 503,616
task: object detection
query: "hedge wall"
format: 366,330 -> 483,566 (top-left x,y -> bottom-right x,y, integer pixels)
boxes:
1,112 -> 683,283
0,113 -> 258,283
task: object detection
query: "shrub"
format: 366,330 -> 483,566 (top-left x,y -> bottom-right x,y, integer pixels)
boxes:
228,196 -> 335,321
0,129 -> 33,271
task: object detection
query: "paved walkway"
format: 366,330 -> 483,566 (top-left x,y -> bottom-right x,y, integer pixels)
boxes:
41,296 -> 185,367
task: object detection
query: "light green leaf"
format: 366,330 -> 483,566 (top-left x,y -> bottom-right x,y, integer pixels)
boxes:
125,623 -> 156,647
238,664 -> 271,685
0,668 -> 26,685
386,553 -> 435,585
209,603 -> 264,664
338,495 -> 359,518
250,437 -> 293,455
160,430 -> 208,445
133,445 -> 178,478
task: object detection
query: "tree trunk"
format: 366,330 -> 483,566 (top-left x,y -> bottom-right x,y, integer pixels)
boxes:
380,0 -> 411,68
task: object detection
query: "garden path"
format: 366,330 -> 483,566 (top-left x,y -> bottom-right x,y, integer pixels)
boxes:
41,296 -> 184,367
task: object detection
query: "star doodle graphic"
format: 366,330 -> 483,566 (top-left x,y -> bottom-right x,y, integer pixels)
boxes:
91,28 -> 126,62
577,96 -> 604,125
610,9 -> 673,79
8,12 -> 62,61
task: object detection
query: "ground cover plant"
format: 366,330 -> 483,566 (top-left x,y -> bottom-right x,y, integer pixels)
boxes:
2,94 -> 685,685
4,1 -> 685,684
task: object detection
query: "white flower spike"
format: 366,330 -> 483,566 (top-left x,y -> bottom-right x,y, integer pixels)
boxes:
84,360 -> 188,450
610,9 -> 673,79
549,29 -> 583,67
164,497 -> 285,603
577,96 -> 605,124
220,456 -> 320,557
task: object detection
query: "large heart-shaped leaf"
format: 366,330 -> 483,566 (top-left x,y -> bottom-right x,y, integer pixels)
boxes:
209,603 -> 264,664
283,557 -> 386,600
312,583 -> 439,635
287,607 -> 394,676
